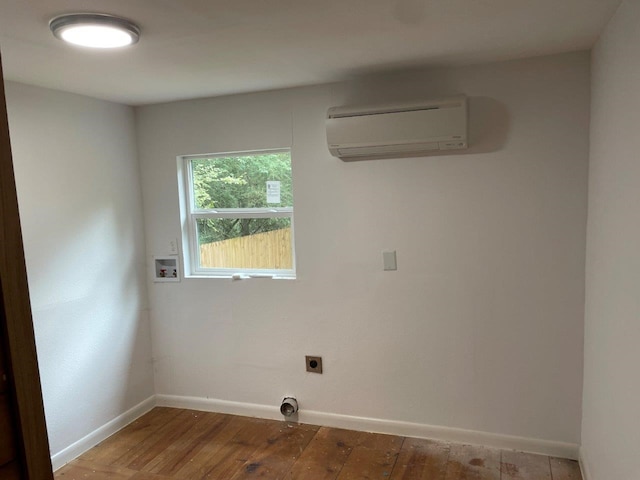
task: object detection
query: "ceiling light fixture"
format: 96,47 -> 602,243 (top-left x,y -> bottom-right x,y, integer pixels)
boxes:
49,13 -> 140,49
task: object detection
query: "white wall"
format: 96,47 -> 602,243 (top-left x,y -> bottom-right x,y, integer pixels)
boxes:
582,1 -> 640,479
4,82 -> 154,456
137,52 -> 590,446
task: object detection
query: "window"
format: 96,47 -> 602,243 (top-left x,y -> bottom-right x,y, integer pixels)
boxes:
178,149 -> 295,278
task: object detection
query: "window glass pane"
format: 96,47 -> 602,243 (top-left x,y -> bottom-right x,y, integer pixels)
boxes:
191,151 -> 292,210
197,217 -> 293,270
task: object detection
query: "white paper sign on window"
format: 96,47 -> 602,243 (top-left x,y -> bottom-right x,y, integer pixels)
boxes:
266,181 -> 281,204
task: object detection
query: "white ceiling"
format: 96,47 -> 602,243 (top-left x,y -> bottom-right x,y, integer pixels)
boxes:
0,0 -> 621,106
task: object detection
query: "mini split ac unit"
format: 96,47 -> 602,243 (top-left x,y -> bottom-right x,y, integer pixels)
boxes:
326,95 -> 468,160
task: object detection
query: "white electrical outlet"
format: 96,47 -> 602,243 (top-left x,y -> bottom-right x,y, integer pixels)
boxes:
169,239 -> 178,254
383,250 -> 397,271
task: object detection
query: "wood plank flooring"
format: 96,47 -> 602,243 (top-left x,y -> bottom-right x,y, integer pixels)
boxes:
55,407 -> 582,480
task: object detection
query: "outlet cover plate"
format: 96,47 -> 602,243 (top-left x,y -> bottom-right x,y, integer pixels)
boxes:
383,250 -> 397,271
305,356 -> 323,374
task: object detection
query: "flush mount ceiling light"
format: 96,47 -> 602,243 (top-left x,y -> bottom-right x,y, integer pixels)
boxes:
49,13 -> 140,49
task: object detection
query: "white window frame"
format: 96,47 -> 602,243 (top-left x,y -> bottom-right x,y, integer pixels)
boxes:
177,148 -> 296,279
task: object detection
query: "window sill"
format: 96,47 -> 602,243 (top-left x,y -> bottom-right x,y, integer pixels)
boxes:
183,273 -> 296,280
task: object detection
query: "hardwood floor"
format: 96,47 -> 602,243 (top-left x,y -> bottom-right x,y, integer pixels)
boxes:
55,407 -> 582,480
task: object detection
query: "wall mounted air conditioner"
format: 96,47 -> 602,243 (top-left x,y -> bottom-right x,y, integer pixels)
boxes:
326,95 -> 467,160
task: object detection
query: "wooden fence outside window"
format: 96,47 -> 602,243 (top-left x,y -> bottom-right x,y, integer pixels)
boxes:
199,227 -> 292,270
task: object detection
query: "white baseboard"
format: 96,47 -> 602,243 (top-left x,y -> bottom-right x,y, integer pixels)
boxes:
50,396 -> 156,471
155,394 -> 579,460
579,447 -> 592,480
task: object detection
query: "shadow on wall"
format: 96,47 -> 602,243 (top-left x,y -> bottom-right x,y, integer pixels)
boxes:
329,96 -> 510,162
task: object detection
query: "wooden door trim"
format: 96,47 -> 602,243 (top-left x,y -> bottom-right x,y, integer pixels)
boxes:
0,54 -> 54,478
